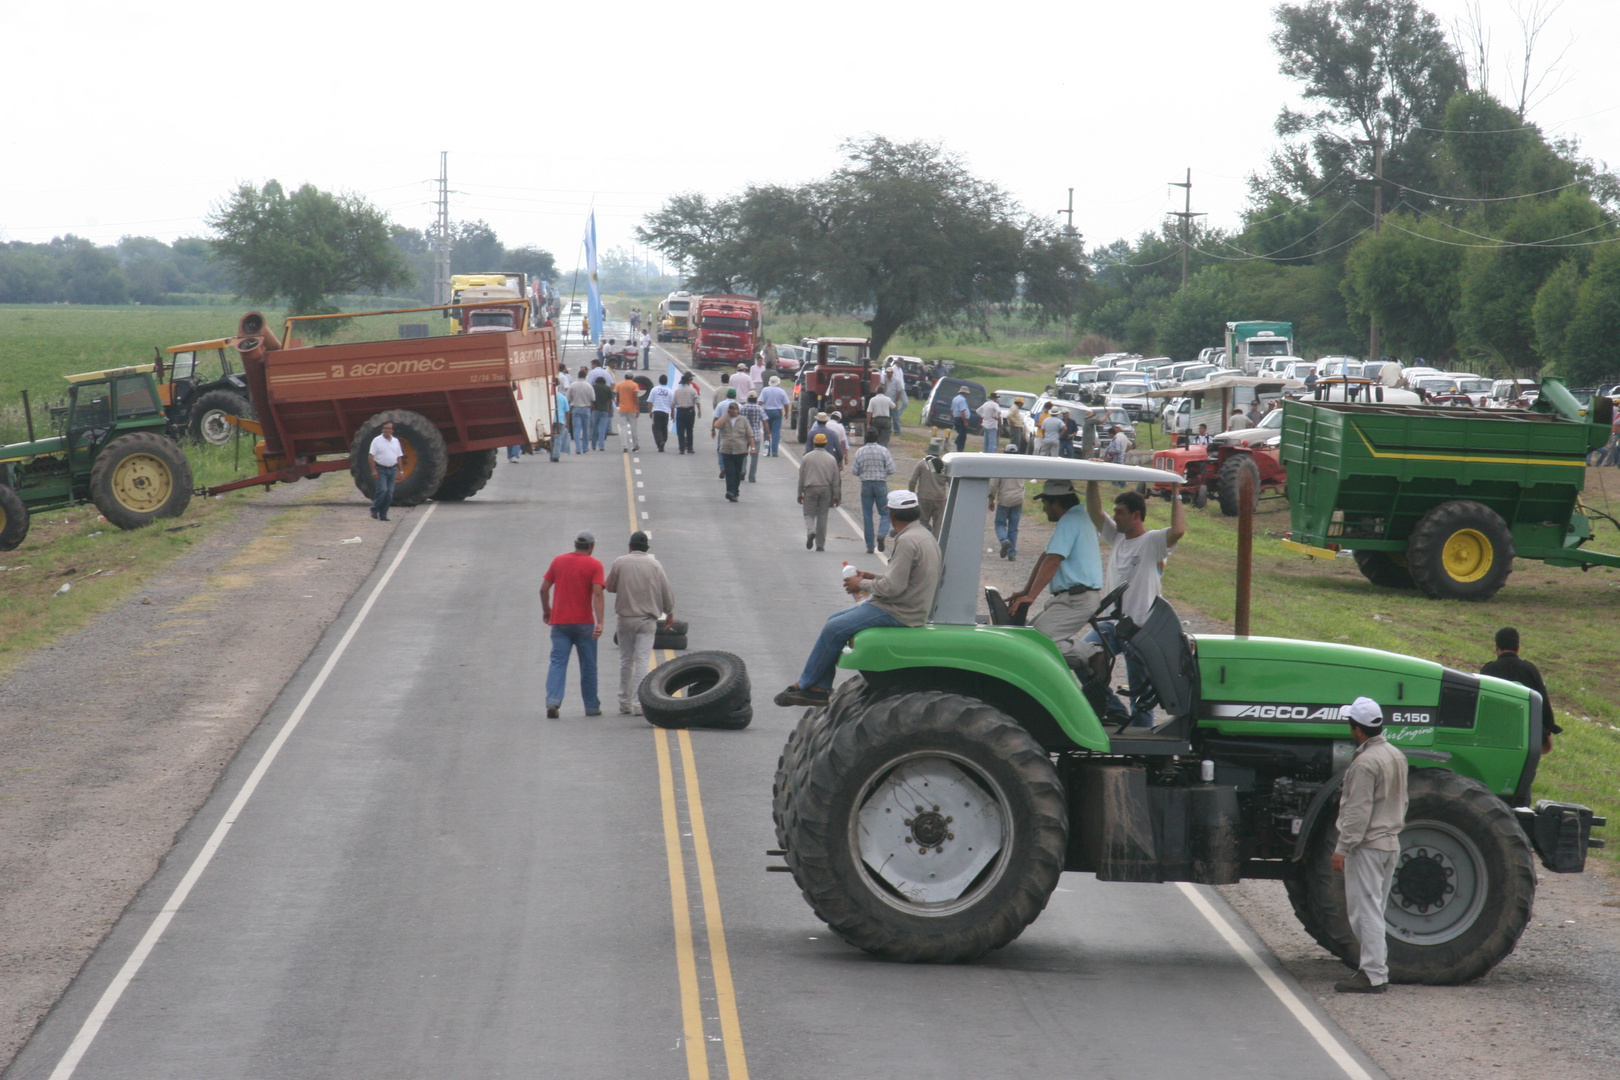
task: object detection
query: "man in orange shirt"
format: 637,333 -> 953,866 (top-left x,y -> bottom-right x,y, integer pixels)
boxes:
614,374 -> 643,453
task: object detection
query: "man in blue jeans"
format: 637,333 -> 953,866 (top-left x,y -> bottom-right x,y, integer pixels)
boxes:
951,388 -> 972,453
775,491 -> 942,706
540,529 -> 606,718
758,376 -> 790,456
852,428 -> 896,553
367,420 -> 402,521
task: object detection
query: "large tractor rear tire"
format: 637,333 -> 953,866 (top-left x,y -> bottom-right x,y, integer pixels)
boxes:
187,389 -> 253,447
784,691 -> 1067,963
0,484 -> 30,551
349,410 -> 448,507
1216,453 -> 1261,517
434,449 -> 498,501
772,675 -> 871,849
89,432 -> 193,530
1293,769 -> 1536,984
1353,550 -> 1416,589
1407,500 -> 1514,600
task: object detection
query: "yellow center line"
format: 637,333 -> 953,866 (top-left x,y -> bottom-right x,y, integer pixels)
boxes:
677,729 -> 751,1080
654,732 -> 710,1080
621,451 -> 639,534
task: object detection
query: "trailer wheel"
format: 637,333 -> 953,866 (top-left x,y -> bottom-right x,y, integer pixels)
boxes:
1294,769 -> 1536,984
434,449 -> 498,501
1407,500 -> 1514,600
1353,550 -> 1416,589
784,691 -> 1067,963
1216,453 -> 1261,517
349,410 -> 448,507
0,484 -> 30,551
90,432 -> 193,530
187,389 -> 253,447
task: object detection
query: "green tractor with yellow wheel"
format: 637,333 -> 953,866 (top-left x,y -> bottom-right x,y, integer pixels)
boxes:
1279,377 -> 1620,599
0,364 -> 192,551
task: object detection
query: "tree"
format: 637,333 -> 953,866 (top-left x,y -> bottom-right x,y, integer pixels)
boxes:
505,246 -> 557,284
207,180 -> 411,317
1560,244 -> 1620,385
1341,212 -> 1464,360
449,220 -> 503,275
1530,257 -> 1580,374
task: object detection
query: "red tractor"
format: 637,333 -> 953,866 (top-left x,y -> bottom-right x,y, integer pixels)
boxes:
794,337 -> 881,442
1149,442 -> 1287,516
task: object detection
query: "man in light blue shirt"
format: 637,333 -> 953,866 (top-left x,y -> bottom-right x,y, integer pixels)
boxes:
950,389 -> 971,452
758,377 -> 790,456
1004,479 -> 1104,663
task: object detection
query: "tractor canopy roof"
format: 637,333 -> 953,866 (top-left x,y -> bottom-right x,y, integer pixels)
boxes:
941,453 -> 1180,486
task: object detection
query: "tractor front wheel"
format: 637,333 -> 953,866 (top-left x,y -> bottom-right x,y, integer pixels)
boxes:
1216,453 -> 1261,517
1407,500 -> 1514,600
187,389 -> 253,446
0,484 -> 30,551
784,691 -> 1067,962
90,432 -> 193,529
349,410 -> 448,507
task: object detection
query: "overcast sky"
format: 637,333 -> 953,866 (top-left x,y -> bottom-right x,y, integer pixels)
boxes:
4,0 -> 1617,277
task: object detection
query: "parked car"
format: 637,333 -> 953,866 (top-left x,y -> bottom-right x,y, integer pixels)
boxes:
1211,406 -> 1284,447
1105,375 -> 1161,421
771,343 -> 810,377
989,389 -> 1040,446
923,376 -> 986,435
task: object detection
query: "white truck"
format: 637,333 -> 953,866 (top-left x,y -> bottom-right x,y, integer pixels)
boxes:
1224,321 -> 1294,375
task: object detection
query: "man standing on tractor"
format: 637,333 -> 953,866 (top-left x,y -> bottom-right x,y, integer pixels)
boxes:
1331,696 -> 1409,994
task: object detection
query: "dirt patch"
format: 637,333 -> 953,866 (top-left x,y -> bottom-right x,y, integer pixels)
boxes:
0,473 -> 400,1071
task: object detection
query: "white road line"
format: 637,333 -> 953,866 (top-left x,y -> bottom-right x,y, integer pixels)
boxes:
1174,883 -> 1376,1080
47,505 -> 440,1080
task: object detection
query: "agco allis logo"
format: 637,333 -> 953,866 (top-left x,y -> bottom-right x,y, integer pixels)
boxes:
1231,704 -> 1348,721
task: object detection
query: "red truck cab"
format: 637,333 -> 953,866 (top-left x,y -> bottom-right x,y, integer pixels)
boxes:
691,294 -> 763,369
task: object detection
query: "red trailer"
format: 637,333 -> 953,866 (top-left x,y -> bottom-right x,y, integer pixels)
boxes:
215,306 -> 558,504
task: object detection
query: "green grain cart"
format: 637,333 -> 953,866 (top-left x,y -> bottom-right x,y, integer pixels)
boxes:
1279,377 -> 1619,599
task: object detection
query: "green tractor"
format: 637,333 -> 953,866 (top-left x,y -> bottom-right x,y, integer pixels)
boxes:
0,364 -> 193,551
773,454 -> 1602,984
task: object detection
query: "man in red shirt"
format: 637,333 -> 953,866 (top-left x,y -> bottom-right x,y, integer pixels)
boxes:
540,530 -> 606,718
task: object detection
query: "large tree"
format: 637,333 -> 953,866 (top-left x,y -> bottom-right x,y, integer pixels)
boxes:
207,180 -> 411,316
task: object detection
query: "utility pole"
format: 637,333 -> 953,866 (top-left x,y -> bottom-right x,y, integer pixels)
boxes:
1168,169 -> 1206,289
1355,121 -> 1385,361
432,151 -> 452,307
1058,188 -> 1075,235
1057,188 -> 1083,340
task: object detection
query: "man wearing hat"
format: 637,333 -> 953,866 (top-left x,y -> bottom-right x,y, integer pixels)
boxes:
1333,695 -> 1409,994
798,433 -> 842,550
604,531 -> 676,715
731,363 -> 753,399
758,375 -> 790,456
807,411 -> 844,467
907,454 -> 949,535
672,372 -> 700,455
540,530 -> 607,718
1005,479 -> 1106,665
776,489 -> 942,706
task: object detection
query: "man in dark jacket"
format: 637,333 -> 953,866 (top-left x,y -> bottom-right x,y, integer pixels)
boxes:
1480,626 -> 1562,754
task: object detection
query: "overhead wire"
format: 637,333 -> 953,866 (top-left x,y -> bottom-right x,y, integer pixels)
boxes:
1209,201 -> 1360,259
1395,201 -> 1620,247
1193,225 -> 1373,263
1396,178 -> 1588,203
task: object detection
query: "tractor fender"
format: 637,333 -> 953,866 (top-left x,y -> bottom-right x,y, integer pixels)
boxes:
839,624 -> 1110,751
1292,772 -> 1347,862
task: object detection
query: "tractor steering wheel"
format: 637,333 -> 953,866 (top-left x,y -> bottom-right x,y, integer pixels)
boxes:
1087,582 -> 1130,631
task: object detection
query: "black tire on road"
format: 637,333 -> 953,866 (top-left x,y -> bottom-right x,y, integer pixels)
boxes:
0,484 -> 30,551
1293,769 -> 1536,985
1216,453 -> 1261,517
1406,500 -> 1515,600
784,691 -> 1068,963
186,389 -> 253,447
349,409 -> 448,507
89,432 -> 193,530
706,701 -> 753,731
772,674 -> 871,849
1353,550 -> 1416,589
639,650 -> 750,728
434,449 -> 498,501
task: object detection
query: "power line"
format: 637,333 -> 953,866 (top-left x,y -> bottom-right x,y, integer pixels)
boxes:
1397,178 -> 1588,203
1208,201 -> 1361,260
1383,209 -> 1620,249
1240,167 -> 1354,225
1193,225 -> 1373,263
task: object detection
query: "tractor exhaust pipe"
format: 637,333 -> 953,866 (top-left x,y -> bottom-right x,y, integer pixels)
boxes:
235,312 -> 283,455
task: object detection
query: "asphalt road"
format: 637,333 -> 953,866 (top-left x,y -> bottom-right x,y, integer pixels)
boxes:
6,338 -> 1389,1080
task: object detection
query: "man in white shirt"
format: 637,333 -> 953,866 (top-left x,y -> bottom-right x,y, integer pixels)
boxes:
1082,484 -> 1185,728
825,411 -> 849,460
749,357 -> 767,389
367,421 -> 404,521
647,374 -> 675,452
866,389 -> 894,445
589,360 -> 612,386
730,364 -> 753,398
639,331 -> 652,370
977,397 -> 1003,453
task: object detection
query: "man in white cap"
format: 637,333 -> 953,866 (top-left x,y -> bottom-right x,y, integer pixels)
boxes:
775,489 -> 941,706
730,363 -> 753,399
807,411 -> 844,467
758,375 -> 790,456
1333,695 -> 1409,994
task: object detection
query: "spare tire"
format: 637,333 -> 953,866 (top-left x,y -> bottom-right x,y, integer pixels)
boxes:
654,632 -> 688,651
639,651 -> 750,728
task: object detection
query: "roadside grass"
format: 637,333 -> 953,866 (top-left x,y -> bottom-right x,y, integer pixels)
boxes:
1156,476 -> 1620,861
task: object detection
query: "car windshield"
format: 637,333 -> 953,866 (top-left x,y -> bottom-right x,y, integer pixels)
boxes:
1110,379 -> 1150,392
1458,378 -> 1493,393
1248,339 -> 1290,357
1260,409 -> 1284,430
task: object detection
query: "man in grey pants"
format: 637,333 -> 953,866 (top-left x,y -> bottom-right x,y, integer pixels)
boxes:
797,432 -> 841,551
1332,696 -> 1409,993
604,531 -> 675,715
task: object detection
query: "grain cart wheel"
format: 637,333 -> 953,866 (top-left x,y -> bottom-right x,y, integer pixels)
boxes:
1295,769 -> 1536,985
772,675 -> 871,848
1353,550 -> 1416,589
434,449 -> 498,501
639,651 -> 750,729
349,410 -> 448,507
90,433 -> 193,529
1407,501 -> 1515,600
187,389 -> 253,447
1216,453 -> 1261,517
0,484 -> 30,551
785,691 -> 1067,963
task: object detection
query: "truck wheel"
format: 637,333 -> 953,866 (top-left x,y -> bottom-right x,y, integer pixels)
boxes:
0,484 -> 30,551
89,433 -> 193,530
1353,550 -> 1415,589
639,651 -> 749,729
1216,454 -> 1261,517
434,449 -> 497,501
1295,769 -> 1536,985
349,410 -> 448,507
784,691 -> 1067,962
1406,501 -> 1514,600
773,675 -> 871,848
187,389 -> 253,447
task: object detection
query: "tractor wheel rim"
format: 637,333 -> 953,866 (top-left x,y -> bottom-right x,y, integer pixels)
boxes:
198,410 -> 234,445
849,750 -> 1011,915
1441,528 -> 1492,582
397,439 -> 418,480
111,453 -> 172,512
1385,821 -> 1487,945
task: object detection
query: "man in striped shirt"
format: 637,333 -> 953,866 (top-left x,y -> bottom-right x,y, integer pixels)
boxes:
852,428 -> 897,553
739,392 -> 767,483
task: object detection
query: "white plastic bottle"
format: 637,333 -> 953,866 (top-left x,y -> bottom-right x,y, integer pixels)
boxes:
842,561 -> 869,604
